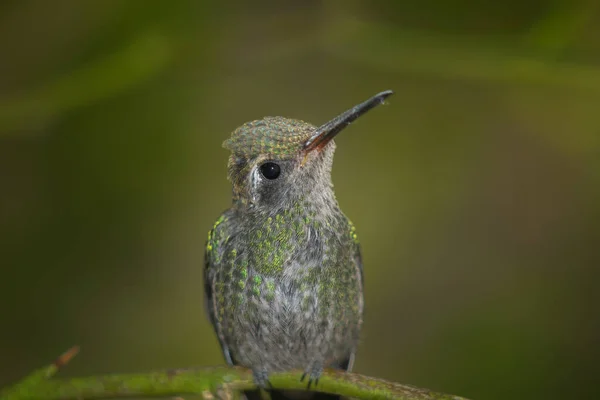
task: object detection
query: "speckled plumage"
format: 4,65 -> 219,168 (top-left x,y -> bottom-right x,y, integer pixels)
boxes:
204,91 -> 392,399
205,141 -> 363,370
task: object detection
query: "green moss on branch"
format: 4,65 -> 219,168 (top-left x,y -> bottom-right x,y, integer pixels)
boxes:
0,347 -> 468,400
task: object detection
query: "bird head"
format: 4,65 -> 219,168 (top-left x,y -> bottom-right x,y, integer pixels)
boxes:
223,90 -> 393,211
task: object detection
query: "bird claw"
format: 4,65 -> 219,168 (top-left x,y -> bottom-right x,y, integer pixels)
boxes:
252,368 -> 273,389
300,363 -> 323,389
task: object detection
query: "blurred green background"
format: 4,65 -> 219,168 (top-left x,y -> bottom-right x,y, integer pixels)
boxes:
1,1 -> 599,399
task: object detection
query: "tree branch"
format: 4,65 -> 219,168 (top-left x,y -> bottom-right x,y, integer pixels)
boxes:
1,347 -> 468,400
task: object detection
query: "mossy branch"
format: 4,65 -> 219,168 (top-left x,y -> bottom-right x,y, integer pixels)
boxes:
1,347 -> 468,400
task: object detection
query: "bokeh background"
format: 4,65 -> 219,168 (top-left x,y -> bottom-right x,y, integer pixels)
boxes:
1,1 -> 599,399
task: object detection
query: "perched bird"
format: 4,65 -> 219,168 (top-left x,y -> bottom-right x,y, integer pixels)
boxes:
204,91 -> 393,399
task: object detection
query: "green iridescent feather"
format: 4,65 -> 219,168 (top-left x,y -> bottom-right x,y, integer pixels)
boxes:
223,117 -> 315,159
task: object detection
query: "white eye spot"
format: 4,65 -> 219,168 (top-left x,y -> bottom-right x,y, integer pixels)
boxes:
250,167 -> 261,203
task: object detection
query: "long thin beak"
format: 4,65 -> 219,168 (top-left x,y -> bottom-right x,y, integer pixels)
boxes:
303,90 -> 394,152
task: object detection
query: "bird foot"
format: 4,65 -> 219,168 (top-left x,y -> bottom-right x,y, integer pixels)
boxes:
252,368 -> 273,389
300,362 -> 323,389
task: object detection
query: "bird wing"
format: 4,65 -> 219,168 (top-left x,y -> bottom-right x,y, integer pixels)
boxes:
342,238 -> 364,373
204,210 -> 235,365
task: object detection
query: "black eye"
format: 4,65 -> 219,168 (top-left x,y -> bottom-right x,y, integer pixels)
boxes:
260,162 -> 281,180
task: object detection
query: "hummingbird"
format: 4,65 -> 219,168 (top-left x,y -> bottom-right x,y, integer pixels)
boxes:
204,90 -> 393,399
